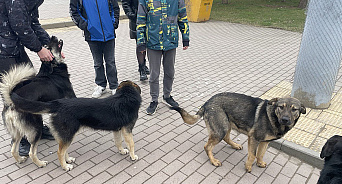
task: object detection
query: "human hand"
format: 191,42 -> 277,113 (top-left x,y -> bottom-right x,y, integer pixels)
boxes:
61,51 -> 65,59
140,50 -> 146,54
183,46 -> 188,50
37,47 -> 53,61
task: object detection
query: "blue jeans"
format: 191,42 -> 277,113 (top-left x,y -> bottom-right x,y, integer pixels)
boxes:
87,39 -> 118,89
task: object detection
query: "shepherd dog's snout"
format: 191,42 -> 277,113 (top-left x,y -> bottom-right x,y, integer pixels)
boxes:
280,116 -> 290,125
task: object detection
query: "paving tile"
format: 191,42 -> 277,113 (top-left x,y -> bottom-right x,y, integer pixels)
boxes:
265,162 -> 283,177
182,172 -> 205,184
84,172 -> 112,184
200,172 -> 222,184
67,172 -> 93,184
164,171 -> 187,184
219,173 -> 240,184
255,173 -> 275,184
289,173 -> 308,184
144,171 -> 168,184
281,161 -> 298,178
46,173 -> 72,184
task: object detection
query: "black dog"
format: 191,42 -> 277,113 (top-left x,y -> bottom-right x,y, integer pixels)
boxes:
0,36 -> 76,167
318,135 -> 342,184
10,81 -> 141,171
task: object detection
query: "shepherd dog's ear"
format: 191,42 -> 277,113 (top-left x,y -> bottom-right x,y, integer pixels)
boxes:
300,104 -> 306,114
268,98 -> 278,105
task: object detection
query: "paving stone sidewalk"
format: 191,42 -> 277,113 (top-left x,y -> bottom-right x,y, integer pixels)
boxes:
1,0 -> 337,183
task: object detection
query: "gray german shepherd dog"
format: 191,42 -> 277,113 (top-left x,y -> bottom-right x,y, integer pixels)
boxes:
171,92 -> 306,172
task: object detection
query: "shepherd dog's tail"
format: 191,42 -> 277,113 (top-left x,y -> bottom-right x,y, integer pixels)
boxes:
10,93 -> 59,114
170,106 -> 204,125
0,64 -> 35,106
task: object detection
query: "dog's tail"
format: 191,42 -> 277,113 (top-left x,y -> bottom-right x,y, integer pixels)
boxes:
0,64 -> 36,106
170,106 -> 204,125
10,92 -> 58,114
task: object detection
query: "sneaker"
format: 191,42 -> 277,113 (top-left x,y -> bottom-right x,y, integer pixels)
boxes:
139,64 -> 148,81
144,65 -> 150,75
19,138 -> 30,156
163,95 -> 179,107
111,89 -> 116,95
41,125 -> 54,140
92,86 -> 105,98
146,101 -> 158,115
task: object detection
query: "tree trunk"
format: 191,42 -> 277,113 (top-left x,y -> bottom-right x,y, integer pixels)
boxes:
222,0 -> 228,4
291,0 -> 342,109
298,0 -> 308,9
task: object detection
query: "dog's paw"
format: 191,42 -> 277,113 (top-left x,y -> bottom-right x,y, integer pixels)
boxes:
211,159 -> 222,167
257,161 -> 267,168
232,144 -> 243,150
17,156 -> 28,164
120,149 -> 129,155
37,160 -> 48,168
245,163 -> 253,173
66,157 -> 76,164
63,164 -> 74,171
130,155 -> 138,161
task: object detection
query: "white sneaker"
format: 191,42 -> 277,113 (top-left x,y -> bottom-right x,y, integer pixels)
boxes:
92,86 -> 105,98
111,89 -> 116,95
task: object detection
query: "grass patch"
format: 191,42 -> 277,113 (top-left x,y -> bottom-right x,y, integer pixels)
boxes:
210,0 -> 306,32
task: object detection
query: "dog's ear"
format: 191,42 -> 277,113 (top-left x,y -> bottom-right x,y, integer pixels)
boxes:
300,104 -> 306,114
320,137 -> 338,158
268,98 -> 278,105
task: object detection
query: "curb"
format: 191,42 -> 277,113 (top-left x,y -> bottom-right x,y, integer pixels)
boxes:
269,138 -> 324,169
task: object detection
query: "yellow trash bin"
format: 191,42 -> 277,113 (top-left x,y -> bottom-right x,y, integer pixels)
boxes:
185,0 -> 213,22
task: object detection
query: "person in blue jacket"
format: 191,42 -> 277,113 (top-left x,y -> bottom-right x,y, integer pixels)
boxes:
137,0 -> 190,115
70,0 -> 120,98
0,0 -> 55,157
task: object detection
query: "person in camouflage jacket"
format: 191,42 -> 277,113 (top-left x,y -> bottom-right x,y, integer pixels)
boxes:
136,0 -> 190,115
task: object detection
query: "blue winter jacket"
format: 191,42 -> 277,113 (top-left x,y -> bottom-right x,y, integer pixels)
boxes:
70,0 -> 120,42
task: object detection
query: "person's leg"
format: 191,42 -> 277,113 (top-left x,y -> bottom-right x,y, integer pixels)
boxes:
135,39 -> 148,80
146,49 -> 162,115
147,49 -> 163,102
87,41 -> 107,88
162,48 -> 176,98
103,39 -> 118,90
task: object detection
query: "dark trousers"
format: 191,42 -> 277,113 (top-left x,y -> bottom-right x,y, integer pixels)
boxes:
87,39 -> 118,89
0,48 -> 32,76
147,48 -> 176,102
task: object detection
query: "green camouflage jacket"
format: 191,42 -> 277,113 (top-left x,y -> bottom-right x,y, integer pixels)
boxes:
136,0 -> 190,51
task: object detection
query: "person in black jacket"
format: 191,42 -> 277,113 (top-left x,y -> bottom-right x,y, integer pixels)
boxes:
122,0 -> 149,81
70,0 -> 121,98
0,0 -> 55,156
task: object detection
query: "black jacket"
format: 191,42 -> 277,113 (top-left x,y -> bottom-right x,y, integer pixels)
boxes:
70,0 -> 120,42
0,0 -> 50,58
122,0 -> 138,39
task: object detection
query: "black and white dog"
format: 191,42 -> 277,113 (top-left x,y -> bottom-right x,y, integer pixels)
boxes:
0,36 -> 76,167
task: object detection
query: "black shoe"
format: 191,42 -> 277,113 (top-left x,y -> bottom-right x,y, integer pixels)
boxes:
144,65 -> 150,75
139,64 -> 148,81
163,95 -> 179,107
41,125 -> 55,140
19,138 -> 30,156
146,101 -> 158,115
